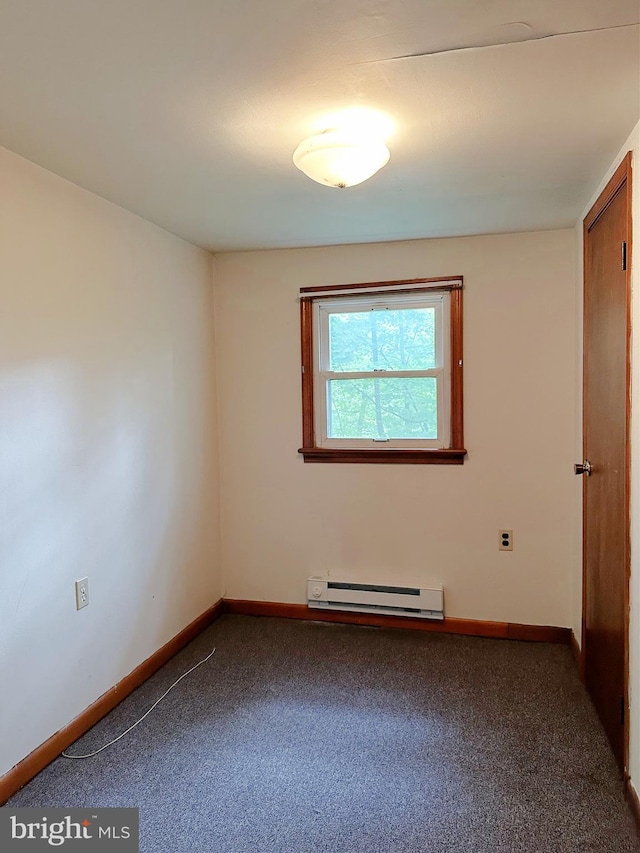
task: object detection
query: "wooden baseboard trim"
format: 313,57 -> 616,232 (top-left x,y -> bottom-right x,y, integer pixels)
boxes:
0,599 -> 224,806
223,599 -> 571,644
625,777 -> 640,833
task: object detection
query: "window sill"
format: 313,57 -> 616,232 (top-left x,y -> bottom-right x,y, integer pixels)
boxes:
298,447 -> 467,465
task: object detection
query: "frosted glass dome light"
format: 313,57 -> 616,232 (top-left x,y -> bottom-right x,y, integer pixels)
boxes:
292,129 -> 390,188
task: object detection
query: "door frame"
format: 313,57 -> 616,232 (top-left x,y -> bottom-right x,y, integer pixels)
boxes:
581,150 -> 633,775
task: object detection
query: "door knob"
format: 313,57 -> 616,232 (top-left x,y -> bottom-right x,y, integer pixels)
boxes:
574,460 -> 592,476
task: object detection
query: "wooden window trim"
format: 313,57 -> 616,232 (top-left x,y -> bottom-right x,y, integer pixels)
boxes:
299,277 -> 466,464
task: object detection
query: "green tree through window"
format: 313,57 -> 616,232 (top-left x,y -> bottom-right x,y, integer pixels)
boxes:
328,308 -> 437,439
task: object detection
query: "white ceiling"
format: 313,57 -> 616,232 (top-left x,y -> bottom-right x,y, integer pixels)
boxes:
0,0 -> 638,252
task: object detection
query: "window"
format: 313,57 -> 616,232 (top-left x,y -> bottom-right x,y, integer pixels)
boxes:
299,277 -> 465,464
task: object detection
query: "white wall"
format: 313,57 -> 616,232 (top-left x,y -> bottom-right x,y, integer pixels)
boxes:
573,122 -> 640,788
215,230 -> 577,627
0,147 -> 222,777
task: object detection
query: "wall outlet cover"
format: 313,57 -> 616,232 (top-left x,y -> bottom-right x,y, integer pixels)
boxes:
499,530 -> 513,551
75,577 -> 90,609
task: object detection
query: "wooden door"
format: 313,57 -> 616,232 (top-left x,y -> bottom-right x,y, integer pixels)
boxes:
582,152 -> 632,773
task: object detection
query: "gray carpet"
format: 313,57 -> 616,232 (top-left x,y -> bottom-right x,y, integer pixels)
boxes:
7,615 -> 640,852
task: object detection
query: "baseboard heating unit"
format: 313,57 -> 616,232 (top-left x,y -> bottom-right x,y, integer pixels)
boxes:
307,578 -> 444,620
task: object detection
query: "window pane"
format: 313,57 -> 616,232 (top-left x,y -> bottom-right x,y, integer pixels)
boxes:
328,307 -> 436,372
327,377 -> 438,440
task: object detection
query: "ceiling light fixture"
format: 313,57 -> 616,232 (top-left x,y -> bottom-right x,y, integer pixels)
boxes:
293,129 -> 390,188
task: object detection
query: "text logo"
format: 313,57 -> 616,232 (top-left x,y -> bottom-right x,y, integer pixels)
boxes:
1,809 -> 138,850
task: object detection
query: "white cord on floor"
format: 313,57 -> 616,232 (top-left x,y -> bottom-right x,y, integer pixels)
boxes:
61,647 -> 216,760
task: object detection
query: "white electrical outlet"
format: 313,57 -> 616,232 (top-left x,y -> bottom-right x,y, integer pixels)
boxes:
499,530 -> 513,551
75,577 -> 90,610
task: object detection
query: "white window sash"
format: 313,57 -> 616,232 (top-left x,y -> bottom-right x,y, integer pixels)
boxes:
314,292 -> 451,449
